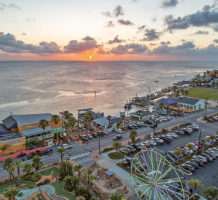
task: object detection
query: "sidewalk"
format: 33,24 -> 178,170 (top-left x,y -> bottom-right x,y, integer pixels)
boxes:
96,152 -> 134,196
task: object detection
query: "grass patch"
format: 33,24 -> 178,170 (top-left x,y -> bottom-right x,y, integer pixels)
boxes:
52,182 -> 75,200
37,193 -> 46,200
39,167 -> 58,176
117,162 -> 130,173
102,147 -> 114,153
108,152 -> 124,159
0,181 -> 36,194
188,87 -> 218,100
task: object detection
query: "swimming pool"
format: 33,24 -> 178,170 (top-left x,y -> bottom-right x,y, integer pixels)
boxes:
16,185 -> 55,200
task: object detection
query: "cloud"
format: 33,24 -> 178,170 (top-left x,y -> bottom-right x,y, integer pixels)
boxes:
21,33 -> 27,36
212,25 -> 218,32
102,11 -> 112,17
142,29 -> 161,41
162,0 -> 179,8
165,5 -> 218,31
161,41 -> 171,45
64,36 -> 98,53
149,41 -> 218,59
195,30 -> 209,34
26,18 -> 36,22
0,32 -> 61,54
108,35 -> 125,44
111,43 -> 147,54
138,25 -> 146,32
106,21 -> 115,27
214,39 -> 218,43
102,5 -> 124,18
0,2 -> 20,10
114,5 -> 124,17
118,19 -> 134,26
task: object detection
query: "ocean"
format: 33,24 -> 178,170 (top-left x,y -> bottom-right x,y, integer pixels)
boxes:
0,61 -> 217,120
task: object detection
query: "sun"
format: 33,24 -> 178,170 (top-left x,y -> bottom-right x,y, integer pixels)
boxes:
89,55 -> 93,60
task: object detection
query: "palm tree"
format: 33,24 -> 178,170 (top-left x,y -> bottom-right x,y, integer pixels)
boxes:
3,187 -> 23,200
110,193 -> 126,200
203,186 -> 218,200
74,164 -> 83,178
64,121 -> 73,136
0,144 -> 10,155
51,115 -> 60,125
58,147 -> 65,163
107,115 -> 112,127
32,155 -> 42,171
173,149 -> 182,164
13,160 -> 23,181
129,130 -> 137,143
188,179 -> 203,197
112,141 -> 122,152
23,163 -> 32,175
63,111 -> 73,120
87,168 -> 96,188
39,119 -> 49,139
3,158 -> 14,181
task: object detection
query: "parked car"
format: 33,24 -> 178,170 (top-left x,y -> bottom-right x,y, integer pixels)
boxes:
176,130 -> 185,135
190,159 -> 204,166
150,140 -> 157,146
125,145 -> 137,153
166,154 -> 176,163
116,129 -> 124,134
186,161 -> 199,169
163,136 -> 172,143
87,134 -> 93,139
204,151 -> 216,160
181,164 -> 195,172
201,153 -> 213,162
113,134 -> 122,141
167,133 -> 178,138
153,137 -> 164,144
193,155 -> 207,163
120,148 -> 129,155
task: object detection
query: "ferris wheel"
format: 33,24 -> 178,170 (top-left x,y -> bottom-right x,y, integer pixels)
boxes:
130,148 -> 190,200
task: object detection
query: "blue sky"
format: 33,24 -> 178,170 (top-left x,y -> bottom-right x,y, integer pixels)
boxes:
0,0 -> 218,60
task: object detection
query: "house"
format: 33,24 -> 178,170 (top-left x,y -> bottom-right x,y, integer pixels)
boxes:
0,113 -> 64,155
110,116 -> 122,127
130,110 -> 155,121
177,97 -> 205,111
92,117 -> 109,128
158,98 -> 178,106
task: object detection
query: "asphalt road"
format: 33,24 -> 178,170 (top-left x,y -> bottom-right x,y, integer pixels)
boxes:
0,108 -> 217,180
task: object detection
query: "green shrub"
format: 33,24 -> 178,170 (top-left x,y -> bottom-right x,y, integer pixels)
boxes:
108,152 -> 124,159
75,186 -> 91,200
102,147 -> 114,153
23,173 -> 41,182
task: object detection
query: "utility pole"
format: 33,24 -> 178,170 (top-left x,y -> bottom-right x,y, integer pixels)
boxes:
198,129 -> 202,145
98,134 -> 101,155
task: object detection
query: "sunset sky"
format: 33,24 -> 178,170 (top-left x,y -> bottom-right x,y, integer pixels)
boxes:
0,0 -> 218,61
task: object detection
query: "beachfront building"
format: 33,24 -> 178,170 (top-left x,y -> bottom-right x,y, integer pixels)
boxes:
0,113 -> 64,155
78,108 -> 104,121
158,98 -> 178,107
130,110 -> 155,121
177,97 -> 205,111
